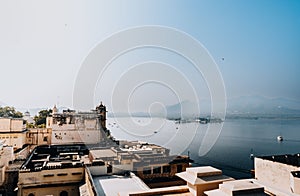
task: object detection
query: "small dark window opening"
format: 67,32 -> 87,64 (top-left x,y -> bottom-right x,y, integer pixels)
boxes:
143,167 -> 151,175
107,165 -> 112,173
153,167 -> 161,174
163,165 -> 171,173
177,164 -> 183,173
60,191 -> 68,196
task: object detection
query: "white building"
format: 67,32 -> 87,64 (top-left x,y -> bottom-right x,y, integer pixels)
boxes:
23,111 -> 34,124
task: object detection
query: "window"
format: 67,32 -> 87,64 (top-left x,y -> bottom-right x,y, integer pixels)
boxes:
163,165 -> 171,173
177,164 -> 183,173
60,191 -> 68,196
72,172 -> 82,175
43,136 -> 48,142
43,174 -> 54,177
153,167 -> 161,174
143,167 -> 151,175
107,165 -> 112,173
57,173 -> 68,176
28,193 -> 35,196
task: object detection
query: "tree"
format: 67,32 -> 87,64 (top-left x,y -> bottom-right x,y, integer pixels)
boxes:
34,109 -> 52,126
0,106 -> 23,118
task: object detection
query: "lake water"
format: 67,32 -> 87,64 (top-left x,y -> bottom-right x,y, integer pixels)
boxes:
107,117 -> 300,179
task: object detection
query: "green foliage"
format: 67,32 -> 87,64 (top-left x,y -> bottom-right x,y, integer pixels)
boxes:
0,106 -> 23,118
26,122 -> 35,129
34,109 -> 52,126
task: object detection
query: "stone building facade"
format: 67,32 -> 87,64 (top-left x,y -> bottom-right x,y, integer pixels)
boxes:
0,118 -> 27,150
46,103 -> 107,145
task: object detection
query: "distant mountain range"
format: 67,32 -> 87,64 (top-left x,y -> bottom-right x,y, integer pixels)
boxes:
161,96 -> 300,118
82,96 -> 300,119
163,100 -> 202,119
2,95 -> 300,118
227,96 -> 300,115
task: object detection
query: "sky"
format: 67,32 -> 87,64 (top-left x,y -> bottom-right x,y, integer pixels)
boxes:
0,0 -> 299,112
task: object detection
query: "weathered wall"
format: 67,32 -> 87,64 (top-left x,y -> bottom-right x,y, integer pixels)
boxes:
88,166 -> 107,176
51,130 -> 101,144
21,184 -> 79,196
0,132 -> 26,150
255,157 -> 300,194
0,119 -> 24,132
0,169 -> 19,196
26,128 -> 52,145
19,167 -> 84,187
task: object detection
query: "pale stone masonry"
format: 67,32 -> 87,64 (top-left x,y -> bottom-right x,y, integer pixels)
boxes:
205,179 -> 266,196
176,166 -> 234,196
255,154 -> 300,195
0,118 -> 27,150
46,104 -> 107,145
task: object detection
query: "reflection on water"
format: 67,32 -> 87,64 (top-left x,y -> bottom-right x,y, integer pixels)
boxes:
108,117 -> 300,179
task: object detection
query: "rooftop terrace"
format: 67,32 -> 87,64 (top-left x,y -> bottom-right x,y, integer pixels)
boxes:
20,144 -> 89,171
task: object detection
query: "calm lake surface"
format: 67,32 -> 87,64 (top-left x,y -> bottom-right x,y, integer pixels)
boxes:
107,117 -> 300,179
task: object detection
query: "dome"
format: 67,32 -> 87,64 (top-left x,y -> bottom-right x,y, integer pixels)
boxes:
53,105 -> 58,114
24,111 -> 30,116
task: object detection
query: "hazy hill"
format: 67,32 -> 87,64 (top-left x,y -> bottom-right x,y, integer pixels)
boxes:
163,96 -> 300,118
11,95 -> 300,118
165,100 -> 201,119
227,95 -> 300,115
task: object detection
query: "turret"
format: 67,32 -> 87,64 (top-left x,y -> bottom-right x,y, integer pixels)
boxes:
52,105 -> 58,114
96,102 -> 106,130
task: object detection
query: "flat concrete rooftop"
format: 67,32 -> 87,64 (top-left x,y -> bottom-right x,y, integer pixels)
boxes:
176,166 -> 234,185
92,173 -> 149,196
90,148 -> 116,159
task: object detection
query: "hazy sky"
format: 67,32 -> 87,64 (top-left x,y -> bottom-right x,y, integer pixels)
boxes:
0,0 -> 299,111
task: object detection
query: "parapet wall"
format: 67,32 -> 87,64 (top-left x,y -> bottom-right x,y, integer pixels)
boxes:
255,157 -> 300,194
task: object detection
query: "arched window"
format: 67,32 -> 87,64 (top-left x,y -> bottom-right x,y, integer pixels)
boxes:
60,191 -> 68,196
28,193 -> 35,196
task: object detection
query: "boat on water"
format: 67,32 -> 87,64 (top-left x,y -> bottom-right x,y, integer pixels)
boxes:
250,148 -> 254,160
250,153 -> 254,160
277,135 -> 283,142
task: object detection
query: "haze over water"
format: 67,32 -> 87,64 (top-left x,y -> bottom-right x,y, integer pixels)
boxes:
108,117 -> 300,179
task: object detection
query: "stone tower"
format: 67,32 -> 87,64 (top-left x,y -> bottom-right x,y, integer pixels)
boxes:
96,102 -> 107,130
52,105 -> 58,114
